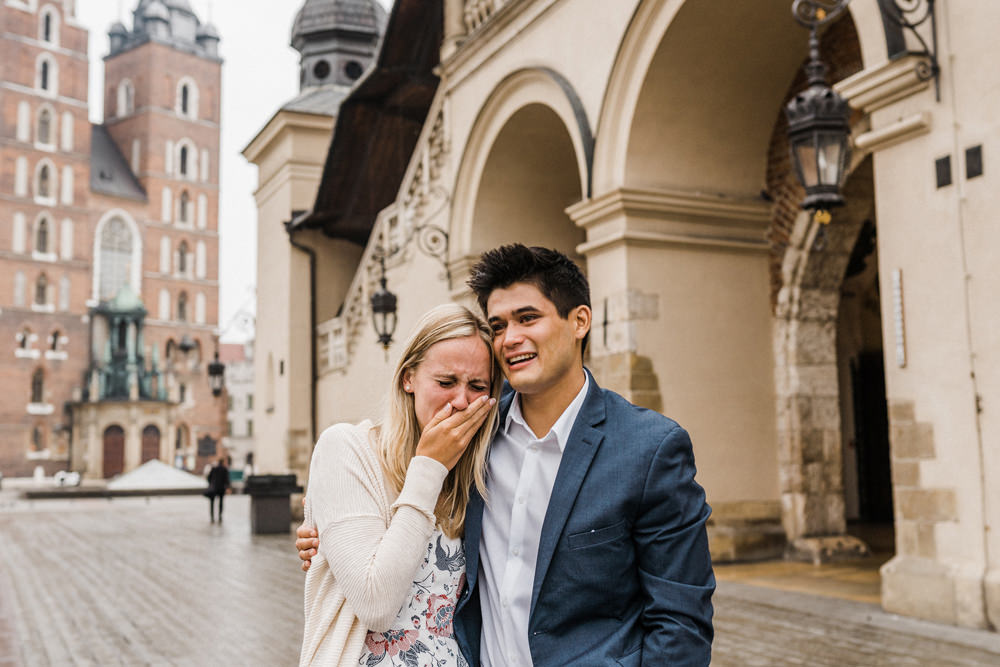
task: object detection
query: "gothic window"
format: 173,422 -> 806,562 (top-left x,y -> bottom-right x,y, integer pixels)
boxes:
31,368 -> 44,403
177,291 -> 188,322
179,146 -> 189,177
40,61 -> 49,90
49,330 -> 60,351
98,217 -> 134,300
35,218 -> 49,254
37,108 -> 52,145
179,191 -> 190,223
37,164 -> 51,199
40,8 -> 58,45
176,78 -> 198,119
35,273 -> 48,306
19,328 -> 32,350
32,426 -> 44,452
177,241 -> 189,274
165,339 -> 176,362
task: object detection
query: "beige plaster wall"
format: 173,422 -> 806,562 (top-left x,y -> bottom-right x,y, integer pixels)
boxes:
244,113 -> 332,476
586,241 -> 779,504
314,250 -> 455,432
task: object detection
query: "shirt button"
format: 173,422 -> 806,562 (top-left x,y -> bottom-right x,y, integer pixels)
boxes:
529,445 -> 538,453
512,547 -> 520,556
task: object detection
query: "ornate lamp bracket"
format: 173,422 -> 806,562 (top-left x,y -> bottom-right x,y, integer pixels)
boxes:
877,0 -> 940,100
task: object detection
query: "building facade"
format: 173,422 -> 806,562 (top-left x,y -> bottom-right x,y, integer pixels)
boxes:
0,0 -> 226,479
220,341 -> 255,474
250,0 -> 1000,632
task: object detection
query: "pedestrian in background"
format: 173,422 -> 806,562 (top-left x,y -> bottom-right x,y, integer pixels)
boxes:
206,456 -> 231,523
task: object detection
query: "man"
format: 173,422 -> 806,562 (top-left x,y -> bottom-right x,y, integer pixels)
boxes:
205,456 -> 231,523
298,245 -> 715,665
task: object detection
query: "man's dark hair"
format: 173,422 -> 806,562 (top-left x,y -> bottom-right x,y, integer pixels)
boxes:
467,244 -> 590,354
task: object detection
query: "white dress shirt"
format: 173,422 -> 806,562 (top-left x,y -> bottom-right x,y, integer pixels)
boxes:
479,375 -> 590,667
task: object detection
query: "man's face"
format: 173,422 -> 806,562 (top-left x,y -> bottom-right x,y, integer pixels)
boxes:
486,282 -> 588,397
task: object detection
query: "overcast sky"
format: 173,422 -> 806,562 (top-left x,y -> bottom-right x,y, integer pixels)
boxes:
76,1 -> 391,342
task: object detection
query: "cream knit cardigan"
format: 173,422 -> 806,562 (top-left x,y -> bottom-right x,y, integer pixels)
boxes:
299,421 -> 449,667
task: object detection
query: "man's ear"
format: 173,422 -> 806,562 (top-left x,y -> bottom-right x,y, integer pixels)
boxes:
572,304 -> 592,341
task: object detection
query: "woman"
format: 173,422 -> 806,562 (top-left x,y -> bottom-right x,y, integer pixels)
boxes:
300,304 -> 501,667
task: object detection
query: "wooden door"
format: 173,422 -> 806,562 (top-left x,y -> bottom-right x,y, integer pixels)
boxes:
141,425 -> 160,464
102,425 -> 125,478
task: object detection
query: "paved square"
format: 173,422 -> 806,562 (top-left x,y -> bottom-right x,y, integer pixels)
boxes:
2,494 -> 999,666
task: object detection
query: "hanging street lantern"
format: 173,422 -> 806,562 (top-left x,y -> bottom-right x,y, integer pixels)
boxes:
207,350 -> 225,397
370,254 -> 398,350
786,0 -> 853,243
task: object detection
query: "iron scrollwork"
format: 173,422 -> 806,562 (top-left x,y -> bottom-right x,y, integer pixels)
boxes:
877,0 -> 940,99
791,0 -> 851,30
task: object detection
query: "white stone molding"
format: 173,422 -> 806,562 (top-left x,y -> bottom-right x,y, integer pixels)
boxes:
60,111 -> 73,151
569,187 -> 771,255
852,111 -> 931,154
27,403 -> 55,415
117,78 -> 135,118
17,101 -> 31,143
836,54 -> 935,113
161,186 -> 173,223
59,218 -> 72,259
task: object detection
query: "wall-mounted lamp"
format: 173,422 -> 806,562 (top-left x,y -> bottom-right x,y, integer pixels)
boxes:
367,213 -> 450,350
207,349 -> 225,397
370,254 -> 398,351
786,0 -> 853,249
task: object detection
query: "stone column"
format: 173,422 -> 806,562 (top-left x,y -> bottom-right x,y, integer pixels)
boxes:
568,187 -> 786,562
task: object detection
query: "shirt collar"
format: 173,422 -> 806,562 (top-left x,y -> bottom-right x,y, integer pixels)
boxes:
503,372 -> 590,452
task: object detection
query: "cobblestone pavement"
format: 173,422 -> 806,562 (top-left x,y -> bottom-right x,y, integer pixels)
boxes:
2,494 -> 1000,666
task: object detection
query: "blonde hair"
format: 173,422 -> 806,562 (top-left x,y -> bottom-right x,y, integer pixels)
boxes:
376,303 -> 502,538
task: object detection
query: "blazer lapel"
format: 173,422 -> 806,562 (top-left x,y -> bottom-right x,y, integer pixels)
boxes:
529,371 -> 606,619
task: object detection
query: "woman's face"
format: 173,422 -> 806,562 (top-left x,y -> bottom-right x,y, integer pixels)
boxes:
403,335 -> 493,431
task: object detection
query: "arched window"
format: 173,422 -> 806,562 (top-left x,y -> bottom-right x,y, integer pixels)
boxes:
177,241 -> 189,275
36,218 -> 50,254
19,327 -> 32,350
32,426 -> 44,452
37,108 -> 52,145
31,368 -> 44,403
40,61 -> 49,90
35,273 -> 48,305
179,191 -> 190,223
117,79 -> 135,117
176,78 -> 198,119
40,7 -> 59,45
166,339 -> 176,362
98,217 -> 134,300
49,330 -> 60,351
177,291 -> 188,322
37,164 -> 51,199
179,146 -> 189,177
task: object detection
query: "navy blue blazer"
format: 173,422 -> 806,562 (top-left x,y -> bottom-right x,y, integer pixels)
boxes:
454,370 -> 715,666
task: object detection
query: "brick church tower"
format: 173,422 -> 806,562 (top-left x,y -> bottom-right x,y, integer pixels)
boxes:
0,0 -> 227,480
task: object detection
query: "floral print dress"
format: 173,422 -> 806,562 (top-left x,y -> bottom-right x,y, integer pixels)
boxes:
359,531 -> 469,667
